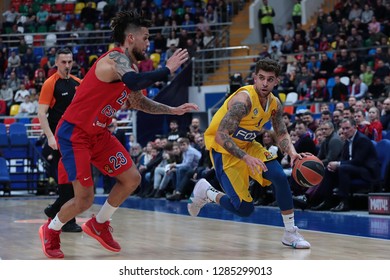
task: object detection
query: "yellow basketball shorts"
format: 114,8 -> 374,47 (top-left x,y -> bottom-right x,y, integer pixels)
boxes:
210,141 -> 276,204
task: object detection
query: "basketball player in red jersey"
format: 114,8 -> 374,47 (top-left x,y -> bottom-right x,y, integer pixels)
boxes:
39,10 -> 199,258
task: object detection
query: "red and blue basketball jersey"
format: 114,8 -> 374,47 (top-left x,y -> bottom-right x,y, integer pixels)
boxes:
61,47 -> 130,135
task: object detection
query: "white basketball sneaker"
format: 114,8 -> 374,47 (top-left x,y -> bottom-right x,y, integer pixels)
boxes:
187,178 -> 212,217
282,226 -> 311,249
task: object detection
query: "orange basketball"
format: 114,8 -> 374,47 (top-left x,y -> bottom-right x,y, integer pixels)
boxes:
292,155 -> 325,188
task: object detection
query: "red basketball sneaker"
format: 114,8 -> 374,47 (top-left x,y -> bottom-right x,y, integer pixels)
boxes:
39,219 -> 64,258
82,216 -> 121,252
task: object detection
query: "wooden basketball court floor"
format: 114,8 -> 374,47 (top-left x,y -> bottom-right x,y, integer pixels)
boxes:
0,193 -> 389,260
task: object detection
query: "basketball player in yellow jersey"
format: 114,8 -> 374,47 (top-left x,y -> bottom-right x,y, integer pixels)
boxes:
188,58 -> 310,249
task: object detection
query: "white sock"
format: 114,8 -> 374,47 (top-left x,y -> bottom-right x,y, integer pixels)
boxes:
282,213 -> 295,232
96,200 -> 118,223
206,187 -> 220,202
49,215 -> 64,231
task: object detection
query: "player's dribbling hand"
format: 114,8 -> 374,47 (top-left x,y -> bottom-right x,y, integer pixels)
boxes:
290,152 -> 312,167
165,48 -> 189,74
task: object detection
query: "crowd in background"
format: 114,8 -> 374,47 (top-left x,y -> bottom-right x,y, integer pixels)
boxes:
0,0 -> 235,115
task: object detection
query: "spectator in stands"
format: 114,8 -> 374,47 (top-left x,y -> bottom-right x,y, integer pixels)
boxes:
301,111 -> 319,135
366,106 -> 383,141
138,53 -> 154,72
335,48 -> 350,70
55,15 -> 68,33
306,55 -> 320,76
335,102 -> 345,111
360,63 -> 374,86
203,29 -> 215,48
178,28 -> 190,49
322,16 -> 339,41
343,107 -> 355,120
34,70 -> 45,93
361,3 -> 374,25
167,119 -> 186,142
294,120 -> 317,154
318,120 -> 344,166
153,141 -> 182,198
166,137 -> 201,201
6,72 -> 21,94
0,82 -> 13,113
139,137 -> 170,197
192,133 -> 214,182
196,15 -> 210,33
350,76 -> 368,100
24,6 -> 37,30
147,141 -> 173,198
166,30 -> 179,48
283,112 -> 294,133
347,27 -> 363,49
16,95 -> 35,117
280,21 -> 295,39
80,1 -> 99,25
36,6 -> 49,28
165,43 -> 177,62
316,7 -> 327,27
13,84 -> 30,104
187,117 -> 204,143
348,2 -> 362,21
313,78 -> 330,102
48,4 -> 61,28
374,60 -> 390,82
331,75 -> 349,102
354,108 -> 370,135
22,47 -> 36,79
369,77 -> 385,99
380,97 -> 390,131
152,31 -> 167,53
6,50 -> 21,78
320,110 -> 332,124
301,79 -> 318,102
181,13 -> 195,32
325,118 -> 379,211
332,109 -> 343,130
318,52 -> 336,79
21,74 -> 33,92
281,35 -> 294,54
2,6 -> 18,30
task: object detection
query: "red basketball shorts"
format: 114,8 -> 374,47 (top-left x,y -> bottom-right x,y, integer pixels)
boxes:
56,119 -> 133,187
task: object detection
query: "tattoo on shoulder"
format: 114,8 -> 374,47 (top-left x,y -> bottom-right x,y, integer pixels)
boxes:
109,51 -> 132,78
220,101 -> 249,135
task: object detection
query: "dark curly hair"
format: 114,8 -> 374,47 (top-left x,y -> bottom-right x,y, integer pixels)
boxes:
110,10 -> 151,45
255,58 -> 282,77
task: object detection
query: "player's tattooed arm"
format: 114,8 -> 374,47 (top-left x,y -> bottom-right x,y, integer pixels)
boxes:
127,90 -> 173,114
109,49 -> 134,78
215,93 -> 251,159
271,99 -> 294,155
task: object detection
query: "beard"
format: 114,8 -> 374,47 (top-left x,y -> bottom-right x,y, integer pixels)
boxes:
133,48 -> 145,61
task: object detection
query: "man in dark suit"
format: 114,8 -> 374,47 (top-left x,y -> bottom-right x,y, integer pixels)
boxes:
294,118 -> 380,211
321,118 -> 380,211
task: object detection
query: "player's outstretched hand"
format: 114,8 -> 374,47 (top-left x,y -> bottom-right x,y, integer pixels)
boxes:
165,48 -> 189,74
171,103 -> 199,115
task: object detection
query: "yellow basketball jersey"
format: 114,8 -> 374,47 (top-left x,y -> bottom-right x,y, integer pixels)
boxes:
205,85 -> 278,153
